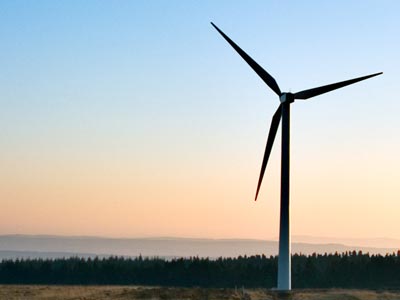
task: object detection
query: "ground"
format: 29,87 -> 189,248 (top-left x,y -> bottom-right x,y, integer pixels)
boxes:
1,285 -> 400,300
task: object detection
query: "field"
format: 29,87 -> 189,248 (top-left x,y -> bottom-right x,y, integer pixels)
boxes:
1,285 -> 400,300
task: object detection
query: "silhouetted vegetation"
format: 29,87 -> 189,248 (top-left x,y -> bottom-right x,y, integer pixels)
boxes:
1,251 -> 399,288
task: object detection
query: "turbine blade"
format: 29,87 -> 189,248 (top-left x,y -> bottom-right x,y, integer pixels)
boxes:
255,104 -> 282,201
294,72 -> 382,100
211,22 -> 281,96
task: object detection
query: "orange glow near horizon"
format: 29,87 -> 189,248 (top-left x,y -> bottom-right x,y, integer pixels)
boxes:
1,137 -> 398,241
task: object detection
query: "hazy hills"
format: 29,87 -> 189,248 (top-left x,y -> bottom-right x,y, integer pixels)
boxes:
0,235 -> 398,260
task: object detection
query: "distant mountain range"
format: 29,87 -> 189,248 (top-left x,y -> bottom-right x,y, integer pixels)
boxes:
0,235 -> 398,260
291,235 -> 400,249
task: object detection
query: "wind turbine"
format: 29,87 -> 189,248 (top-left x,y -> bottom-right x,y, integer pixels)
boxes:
211,22 -> 382,291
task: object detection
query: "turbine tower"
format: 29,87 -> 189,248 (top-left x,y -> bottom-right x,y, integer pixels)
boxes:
211,22 -> 382,291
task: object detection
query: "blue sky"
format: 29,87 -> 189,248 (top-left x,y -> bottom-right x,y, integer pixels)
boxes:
0,1 -> 399,239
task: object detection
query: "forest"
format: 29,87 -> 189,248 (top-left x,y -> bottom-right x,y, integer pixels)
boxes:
1,251 -> 399,288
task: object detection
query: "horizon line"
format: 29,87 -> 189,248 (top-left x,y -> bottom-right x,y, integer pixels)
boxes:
1,233 -> 399,242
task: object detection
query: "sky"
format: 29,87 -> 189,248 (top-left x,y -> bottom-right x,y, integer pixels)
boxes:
1,1 -> 399,241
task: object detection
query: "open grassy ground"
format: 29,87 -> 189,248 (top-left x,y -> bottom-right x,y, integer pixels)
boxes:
1,286 -> 400,300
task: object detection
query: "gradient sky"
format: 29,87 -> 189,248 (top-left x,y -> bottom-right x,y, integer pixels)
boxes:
1,1 -> 399,240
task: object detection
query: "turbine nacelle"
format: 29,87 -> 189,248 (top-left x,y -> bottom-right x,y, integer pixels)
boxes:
280,93 -> 295,104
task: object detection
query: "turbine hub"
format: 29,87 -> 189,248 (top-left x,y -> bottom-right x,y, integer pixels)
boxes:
280,93 -> 294,103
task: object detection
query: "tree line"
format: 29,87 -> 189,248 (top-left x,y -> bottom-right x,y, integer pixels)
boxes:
0,251 -> 399,288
